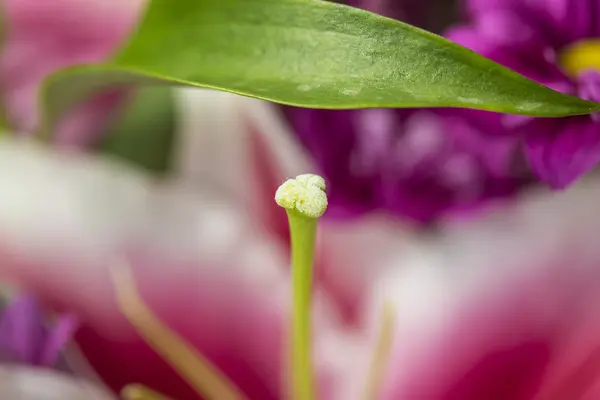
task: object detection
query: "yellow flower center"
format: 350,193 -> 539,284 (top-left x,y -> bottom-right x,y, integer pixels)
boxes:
559,38 -> 600,78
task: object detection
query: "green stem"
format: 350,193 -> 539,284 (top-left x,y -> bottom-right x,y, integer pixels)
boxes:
287,210 -> 317,400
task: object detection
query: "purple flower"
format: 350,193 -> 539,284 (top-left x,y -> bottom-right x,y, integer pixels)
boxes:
348,0 -> 416,21
447,0 -> 600,188
281,106 -> 534,224
347,0 -> 458,32
0,294 -> 77,368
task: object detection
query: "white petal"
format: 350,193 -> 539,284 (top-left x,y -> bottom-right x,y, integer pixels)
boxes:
0,365 -> 115,399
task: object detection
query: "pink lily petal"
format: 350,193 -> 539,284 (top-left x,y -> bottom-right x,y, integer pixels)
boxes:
0,0 -> 145,144
0,138 -> 350,399
362,178 -> 600,399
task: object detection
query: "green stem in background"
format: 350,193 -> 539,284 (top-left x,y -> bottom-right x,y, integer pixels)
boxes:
110,262 -> 249,400
275,174 -> 328,400
0,101 -> 13,134
0,7 -> 11,136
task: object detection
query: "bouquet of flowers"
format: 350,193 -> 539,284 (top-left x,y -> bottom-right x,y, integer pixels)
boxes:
0,0 -> 598,399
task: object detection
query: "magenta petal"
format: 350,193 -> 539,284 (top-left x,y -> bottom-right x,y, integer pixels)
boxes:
348,0 -> 410,20
475,10 -> 541,47
466,0 -> 521,15
578,71 -> 600,103
445,26 -> 496,55
525,118 -> 600,188
466,0 -> 596,43
0,295 -> 46,365
527,0 -> 595,41
0,295 -> 76,367
38,314 -> 78,367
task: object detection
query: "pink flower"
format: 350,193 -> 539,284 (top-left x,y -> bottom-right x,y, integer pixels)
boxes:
0,0 -> 145,146
4,89 -> 598,398
0,119 -> 406,398
364,178 -> 600,399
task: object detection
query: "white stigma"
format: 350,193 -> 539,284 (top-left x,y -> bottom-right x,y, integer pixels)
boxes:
275,173 -> 328,218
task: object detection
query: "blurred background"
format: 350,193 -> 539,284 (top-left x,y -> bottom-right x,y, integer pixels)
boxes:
0,0 -> 598,399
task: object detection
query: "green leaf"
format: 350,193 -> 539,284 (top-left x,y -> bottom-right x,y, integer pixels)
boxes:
97,86 -> 177,175
39,0 -> 599,137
